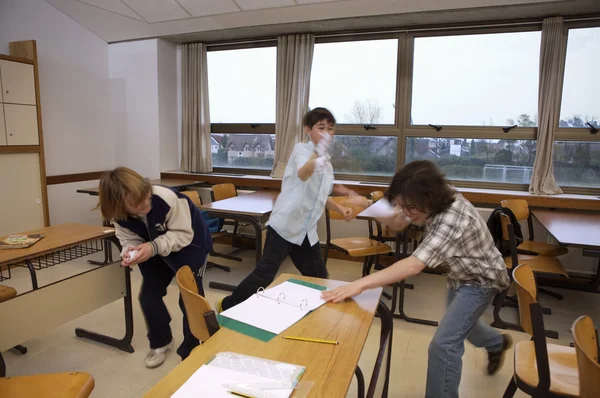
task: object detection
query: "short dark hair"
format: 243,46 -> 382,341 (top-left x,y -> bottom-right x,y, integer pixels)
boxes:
303,107 -> 336,128
385,160 -> 455,216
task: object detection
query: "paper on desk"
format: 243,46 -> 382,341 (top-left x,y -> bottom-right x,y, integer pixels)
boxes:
260,281 -> 326,312
171,364 -> 293,398
365,198 -> 398,219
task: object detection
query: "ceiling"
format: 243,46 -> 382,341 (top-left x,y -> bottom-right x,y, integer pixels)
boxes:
44,0 -> 600,43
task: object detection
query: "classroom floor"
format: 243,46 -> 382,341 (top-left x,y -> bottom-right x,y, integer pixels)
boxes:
2,243 -> 599,398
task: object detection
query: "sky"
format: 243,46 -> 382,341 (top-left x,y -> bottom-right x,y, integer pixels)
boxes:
206,27 -> 599,127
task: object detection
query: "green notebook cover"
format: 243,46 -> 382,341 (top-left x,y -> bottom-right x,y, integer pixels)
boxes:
218,278 -> 327,341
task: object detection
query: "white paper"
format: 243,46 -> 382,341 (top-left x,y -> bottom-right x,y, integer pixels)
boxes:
210,352 -> 303,384
260,281 -> 326,312
171,365 -> 293,398
365,198 -> 398,219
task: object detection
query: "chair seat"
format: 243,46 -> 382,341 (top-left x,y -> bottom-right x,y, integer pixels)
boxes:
518,240 -> 568,257
505,255 -> 568,277
0,285 -> 17,303
514,341 -> 579,397
331,238 -> 392,257
0,372 -> 95,398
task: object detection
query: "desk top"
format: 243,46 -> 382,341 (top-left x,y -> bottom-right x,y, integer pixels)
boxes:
0,223 -> 115,266
145,273 -> 382,398
76,178 -> 205,196
533,210 -> 600,249
200,190 -> 279,217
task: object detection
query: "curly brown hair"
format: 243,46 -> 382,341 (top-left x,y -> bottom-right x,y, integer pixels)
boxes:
385,160 -> 455,216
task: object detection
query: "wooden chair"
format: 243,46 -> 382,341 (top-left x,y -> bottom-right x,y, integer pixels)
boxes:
176,266 -> 220,342
571,315 -> 600,398
492,211 -> 567,337
503,264 -> 579,398
324,196 -> 392,277
211,183 -> 250,262
500,199 -> 568,257
355,301 -> 393,398
0,285 -> 27,355
180,191 -> 230,273
0,352 -> 94,398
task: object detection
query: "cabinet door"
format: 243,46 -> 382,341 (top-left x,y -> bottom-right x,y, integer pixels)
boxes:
0,60 -> 36,105
4,104 -> 39,146
0,106 -> 6,145
0,153 -> 44,236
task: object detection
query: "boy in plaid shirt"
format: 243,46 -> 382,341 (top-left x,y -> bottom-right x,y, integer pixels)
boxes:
322,160 -> 512,398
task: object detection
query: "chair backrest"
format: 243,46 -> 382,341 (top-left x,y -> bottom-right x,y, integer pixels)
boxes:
212,183 -> 237,202
512,264 -> 538,336
370,191 -> 384,203
181,190 -> 202,207
500,199 -> 530,221
176,266 -> 217,342
498,212 -> 519,268
572,315 -> 600,398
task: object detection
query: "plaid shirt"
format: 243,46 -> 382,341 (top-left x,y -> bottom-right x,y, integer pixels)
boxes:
412,194 -> 510,291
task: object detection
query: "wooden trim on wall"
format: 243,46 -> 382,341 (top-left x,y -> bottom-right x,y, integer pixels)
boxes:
0,53 -> 34,65
10,40 -> 49,227
161,171 -> 600,211
46,171 -> 110,185
0,146 -> 40,154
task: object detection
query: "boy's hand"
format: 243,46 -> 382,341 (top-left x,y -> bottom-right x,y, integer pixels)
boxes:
340,206 -> 353,221
122,243 -> 153,266
314,132 -> 332,157
321,280 -> 365,303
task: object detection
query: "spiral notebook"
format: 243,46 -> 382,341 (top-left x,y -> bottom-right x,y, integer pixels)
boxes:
219,280 -> 327,336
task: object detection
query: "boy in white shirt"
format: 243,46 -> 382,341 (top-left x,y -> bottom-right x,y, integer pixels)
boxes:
219,107 -> 358,311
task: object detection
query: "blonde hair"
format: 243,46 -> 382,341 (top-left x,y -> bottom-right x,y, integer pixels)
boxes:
97,167 -> 151,221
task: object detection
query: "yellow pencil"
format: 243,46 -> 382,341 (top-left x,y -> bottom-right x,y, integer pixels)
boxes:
283,335 -> 338,345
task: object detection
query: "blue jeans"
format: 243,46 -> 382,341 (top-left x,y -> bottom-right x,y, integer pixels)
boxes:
425,285 -> 503,398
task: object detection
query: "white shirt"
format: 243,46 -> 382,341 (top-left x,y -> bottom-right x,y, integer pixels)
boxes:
267,142 -> 334,246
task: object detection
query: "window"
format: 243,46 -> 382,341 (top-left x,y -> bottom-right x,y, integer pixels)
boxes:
411,31 -> 541,127
211,134 -> 275,170
331,136 -> 397,176
553,141 -> 600,187
559,27 -> 600,129
309,39 -> 398,125
207,47 -> 276,123
405,137 -> 537,183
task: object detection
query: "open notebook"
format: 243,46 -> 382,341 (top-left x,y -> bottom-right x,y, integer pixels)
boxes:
171,352 -> 305,398
219,280 -> 327,335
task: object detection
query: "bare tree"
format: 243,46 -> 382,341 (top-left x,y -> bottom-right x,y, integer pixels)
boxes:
345,98 -> 382,124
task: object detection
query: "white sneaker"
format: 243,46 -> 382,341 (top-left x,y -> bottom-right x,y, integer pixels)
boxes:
144,341 -> 173,368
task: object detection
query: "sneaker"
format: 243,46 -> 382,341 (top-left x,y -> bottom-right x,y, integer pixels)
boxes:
215,298 -> 224,314
487,334 -> 513,375
144,341 -> 173,369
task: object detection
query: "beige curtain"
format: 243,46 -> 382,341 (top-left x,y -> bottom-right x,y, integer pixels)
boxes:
270,34 -> 315,178
181,43 -> 212,173
529,17 -> 567,195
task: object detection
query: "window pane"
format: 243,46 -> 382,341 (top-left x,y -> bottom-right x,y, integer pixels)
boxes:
207,47 -> 276,123
211,134 -> 275,170
553,141 -> 600,187
405,137 -> 536,183
309,39 -> 398,124
412,32 -> 541,127
331,135 -> 397,176
559,27 -> 600,128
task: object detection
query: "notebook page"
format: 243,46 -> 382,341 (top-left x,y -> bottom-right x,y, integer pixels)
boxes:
209,352 -> 304,384
260,281 -> 326,312
171,364 -> 292,398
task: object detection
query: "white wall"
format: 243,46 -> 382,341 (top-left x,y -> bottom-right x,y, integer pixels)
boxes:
109,39 -> 160,179
157,39 -> 179,173
0,0 -> 112,226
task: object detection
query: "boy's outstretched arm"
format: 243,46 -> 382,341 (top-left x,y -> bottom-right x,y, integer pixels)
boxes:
332,184 -> 360,196
297,152 -> 320,181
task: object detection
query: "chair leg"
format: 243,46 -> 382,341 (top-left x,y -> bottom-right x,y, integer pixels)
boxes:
355,366 -> 365,398
502,377 -> 518,398
12,345 -> 27,355
538,287 -> 563,300
206,261 -> 231,273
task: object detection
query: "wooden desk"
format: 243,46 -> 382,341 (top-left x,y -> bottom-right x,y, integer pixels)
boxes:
357,203 -> 438,327
533,210 -> 600,292
0,223 -> 134,357
76,178 -> 206,196
201,191 -> 279,292
145,273 -> 383,398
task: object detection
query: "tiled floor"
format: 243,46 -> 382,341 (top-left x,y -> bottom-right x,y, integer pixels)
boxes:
2,244 -> 599,397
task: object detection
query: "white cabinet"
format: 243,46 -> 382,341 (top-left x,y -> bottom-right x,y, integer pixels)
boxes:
4,104 -> 39,145
0,60 -> 36,105
0,106 -> 6,145
0,153 -> 44,236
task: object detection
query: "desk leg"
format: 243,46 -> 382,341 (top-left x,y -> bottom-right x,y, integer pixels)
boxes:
25,260 -> 39,290
75,265 -> 134,353
0,351 -> 5,377
88,220 -> 116,266
208,216 -> 262,293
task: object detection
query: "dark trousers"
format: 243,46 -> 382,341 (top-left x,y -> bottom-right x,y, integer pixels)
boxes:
138,256 -> 205,360
222,227 -> 328,311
